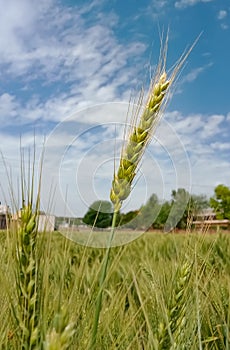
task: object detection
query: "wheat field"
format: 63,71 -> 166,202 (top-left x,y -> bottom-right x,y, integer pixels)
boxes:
1,228 -> 230,349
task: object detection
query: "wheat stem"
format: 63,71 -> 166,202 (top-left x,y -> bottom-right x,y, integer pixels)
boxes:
90,210 -> 118,349
91,36 -> 197,348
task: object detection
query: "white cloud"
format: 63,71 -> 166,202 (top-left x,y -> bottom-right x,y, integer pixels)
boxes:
0,94 -> 20,123
0,0 -> 53,73
181,63 -> 212,83
160,112 -> 229,162
217,9 -> 228,29
211,142 -> 230,151
164,111 -> 204,135
165,112 -> 224,143
200,114 -> 225,138
0,0 -> 146,127
0,0 -> 229,217
182,67 -> 205,83
0,0 -> 146,86
157,111 -> 230,199
220,23 -> 229,30
217,10 -> 227,20
1,108 -> 230,216
152,0 -> 168,9
190,157 -> 230,195
175,0 -> 213,9
0,92 -> 135,126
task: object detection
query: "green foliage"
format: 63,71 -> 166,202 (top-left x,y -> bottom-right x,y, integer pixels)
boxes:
80,190 -> 209,232
165,188 -> 191,230
141,193 -> 161,227
189,194 -> 209,216
165,189 -> 209,230
118,210 -> 139,228
82,200 -> 113,228
210,184 -> 230,219
131,194 -> 160,230
154,201 -> 171,229
132,190 -> 209,231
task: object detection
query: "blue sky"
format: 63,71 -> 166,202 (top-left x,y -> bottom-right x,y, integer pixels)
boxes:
0,0 -> 229,217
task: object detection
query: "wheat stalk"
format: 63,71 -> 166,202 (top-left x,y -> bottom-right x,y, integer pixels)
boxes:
9,144 -> 44,349
15,203 -> 40,349
91,36 -> 197,348
158,261 -> 192,349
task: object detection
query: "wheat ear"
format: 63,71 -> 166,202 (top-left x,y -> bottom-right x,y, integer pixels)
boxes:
15,203 -> 40,349
110,71 -> 171,212
158,262 -> 191,349
110,36 -> 197,213
44,307 -> 75,350
92,37 -> 197,348
12,144 -> 44,349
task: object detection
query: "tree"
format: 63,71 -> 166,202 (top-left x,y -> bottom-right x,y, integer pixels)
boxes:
118,210 -> 139,228
135,194 -> 161,229
164,188 -> 190,230
189,194 -> 209,218
165,189 -> 209,230
210,184 -> 230,220
82,200 -> 113,228
154,201 -> 172,229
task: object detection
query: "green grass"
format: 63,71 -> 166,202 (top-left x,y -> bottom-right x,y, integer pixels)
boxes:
1,229 -> 230,349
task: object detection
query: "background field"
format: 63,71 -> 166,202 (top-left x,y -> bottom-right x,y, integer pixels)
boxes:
1,229 -> 230,349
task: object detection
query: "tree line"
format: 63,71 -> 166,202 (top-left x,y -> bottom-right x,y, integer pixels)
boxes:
82,184 -> 230,230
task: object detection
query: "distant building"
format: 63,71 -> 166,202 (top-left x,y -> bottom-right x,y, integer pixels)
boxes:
193,208 -> 230,229
0,202 -> 9,229
57,217 -> 86,231
37,214 -> 55,232
195,208 -> 216,220
0,203 -> 8,215
11,209 -> 55,232
0,214 -> 7,229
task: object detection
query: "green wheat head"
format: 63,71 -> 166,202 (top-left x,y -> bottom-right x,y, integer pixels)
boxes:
15,203 -> 40,349
110,72 -> 170,212
8,145 -> 44,349
110,37 -> 195,213
158,261 -> 192,349
44,307 -> 75,350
